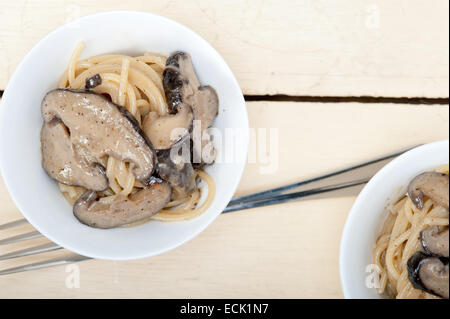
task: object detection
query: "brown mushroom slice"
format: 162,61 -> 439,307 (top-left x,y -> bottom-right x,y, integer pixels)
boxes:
407,172 -> 449,210
142,103 -> 193,150
407,252 -> 449,299
421,226 -> 449,257
191,86 -> 219,166
166,51 -> 195,70
41,120 -> 108,191
41,89 -> 155,184
85,74 -> 102,89
164,52 -> 199,112
156,136 -> 196,200
73,178 -> 171,229
163,52 -> 219,165
164,53 -> 218,127
192,85 -> 219,131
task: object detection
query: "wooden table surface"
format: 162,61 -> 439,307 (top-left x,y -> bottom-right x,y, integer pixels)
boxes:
0,0 -> 448,298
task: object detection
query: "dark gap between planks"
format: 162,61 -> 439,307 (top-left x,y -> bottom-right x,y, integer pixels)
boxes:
1,90 -> 448,105
244,94 -> 449,105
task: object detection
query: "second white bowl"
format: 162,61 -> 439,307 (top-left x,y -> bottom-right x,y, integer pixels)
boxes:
340,140 -> 449,298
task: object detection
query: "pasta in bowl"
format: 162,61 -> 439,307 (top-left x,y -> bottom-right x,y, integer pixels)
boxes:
0,11 -> 248,260
44,44 -> 217,228
340,141 -> 449,299
373,166 -> 448,298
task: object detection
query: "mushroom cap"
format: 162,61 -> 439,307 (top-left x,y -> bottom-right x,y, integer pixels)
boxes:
85,74 -> 102,89
163,53 -> 218,128
421,226 -> 449,257
407,172 -> 449,210
162,51 -> 219,166
142,103 -> 193,150
73,177 -> 171,229
41,89 -> 156,185
163,66 -> 186,114
41,120 -> 108,191
156,135 -> 196,200
192,85 -> 219,131
407,251 -> 449,299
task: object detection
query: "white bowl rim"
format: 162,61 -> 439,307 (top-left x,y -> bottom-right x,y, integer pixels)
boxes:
339,140 -> 449,298
0,10 -> 249,260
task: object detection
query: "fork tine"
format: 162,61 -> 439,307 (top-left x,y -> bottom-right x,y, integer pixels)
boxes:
0,254 -> 91,276
0,242 -> 62,261
0,231 -> 42,245
0,219 -> 28,230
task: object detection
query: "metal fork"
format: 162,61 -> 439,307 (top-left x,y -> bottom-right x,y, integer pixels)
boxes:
0,146 -> 416,275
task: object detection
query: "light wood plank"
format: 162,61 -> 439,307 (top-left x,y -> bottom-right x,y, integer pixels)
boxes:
237,101 -> 449,196
0,0 -> 448,97
0,101 -> 448,298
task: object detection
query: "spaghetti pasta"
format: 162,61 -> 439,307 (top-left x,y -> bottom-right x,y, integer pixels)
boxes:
57,43 -> 215,223
373,165 -> 449,299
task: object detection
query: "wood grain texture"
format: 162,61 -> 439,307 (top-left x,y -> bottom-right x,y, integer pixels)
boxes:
0,101 -> 448,298
0,0 -> 448,97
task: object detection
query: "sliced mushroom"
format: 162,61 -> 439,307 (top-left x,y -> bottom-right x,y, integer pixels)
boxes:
164,52 -> 218,124
166,51 -> 192,69
163,52 -> 219,165
41,89 -> 155,184
163,59 -> 191,113
41,120 -> 108,191
73,178 -> 171,229
85,74 -> 102,89
407,251 -> 449,299
156,136 -> 196,200
192,85 -> 219,132
407,172 -> 449,210
142,103 -> 193,150
421,226 -> 449,257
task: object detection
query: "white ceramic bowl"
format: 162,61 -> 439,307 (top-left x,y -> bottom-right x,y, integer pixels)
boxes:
340,140 -> 449,298
0,11 -> 248,260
